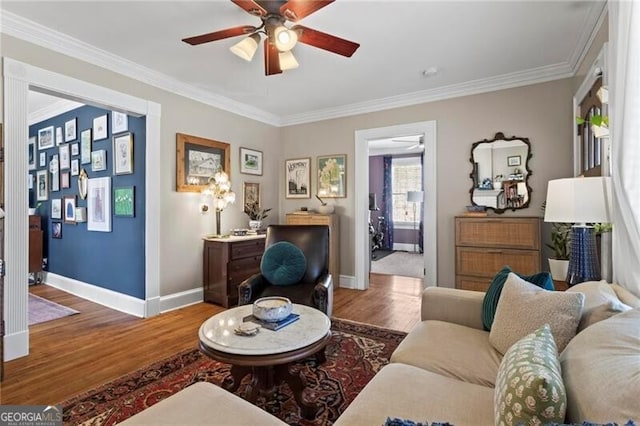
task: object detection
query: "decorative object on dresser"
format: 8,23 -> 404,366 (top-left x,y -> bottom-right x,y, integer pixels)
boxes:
201,171 -> 236,237
455,216 -> 541,292
202,234 -> 265,307
285,212 -> 339,285
544,177 -> 612,286
469,132 -> 532,213
315,194 -> 334,214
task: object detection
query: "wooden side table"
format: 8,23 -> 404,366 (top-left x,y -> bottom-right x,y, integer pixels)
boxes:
553,280 -> 569,292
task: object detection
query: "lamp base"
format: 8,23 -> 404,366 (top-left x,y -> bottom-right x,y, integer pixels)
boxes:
566,226 -> 600,286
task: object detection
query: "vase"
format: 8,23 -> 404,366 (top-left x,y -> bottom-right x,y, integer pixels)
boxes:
249,220 -> 261,231
548,258 -> 569,281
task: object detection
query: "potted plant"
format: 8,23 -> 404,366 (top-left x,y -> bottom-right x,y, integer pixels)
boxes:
244,203 -> 271,230
546,222 -> 572,280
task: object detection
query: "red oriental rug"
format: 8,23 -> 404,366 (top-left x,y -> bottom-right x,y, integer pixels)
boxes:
60,318 -> 407,426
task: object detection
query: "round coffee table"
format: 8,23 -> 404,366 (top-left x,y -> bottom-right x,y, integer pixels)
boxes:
199,303 -> 331,419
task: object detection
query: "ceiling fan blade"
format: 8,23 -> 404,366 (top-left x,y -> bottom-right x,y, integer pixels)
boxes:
293,25 -> 360,57
231,0 -> 267,17
182,26 -> 257,45
264,39 -> 282,76
280,0 -> 334,22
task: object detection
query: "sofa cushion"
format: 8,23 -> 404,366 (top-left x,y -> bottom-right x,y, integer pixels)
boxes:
260,241 -> 307,285
495,324 -> 566,425
611,283 -> 640,308
489,273 -> 584,354
567,280 -> 631,331
333,363 -> 495,426
560,308 -> 640,423
482,266 -> 555,330
390,320 -> 501,387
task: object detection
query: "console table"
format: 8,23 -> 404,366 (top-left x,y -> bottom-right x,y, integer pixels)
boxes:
203,234 -> 266,307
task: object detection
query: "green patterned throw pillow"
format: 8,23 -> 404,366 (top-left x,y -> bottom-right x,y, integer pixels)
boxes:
494,324 -> 566,426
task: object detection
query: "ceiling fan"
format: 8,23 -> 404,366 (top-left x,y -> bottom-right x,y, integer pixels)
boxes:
182,0 -> 360,76
392,136 -> 424,150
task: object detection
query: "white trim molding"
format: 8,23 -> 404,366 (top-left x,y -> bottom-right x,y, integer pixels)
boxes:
3,57 -> 162,361
338,275 -> 357,290
159,288 -> 204,313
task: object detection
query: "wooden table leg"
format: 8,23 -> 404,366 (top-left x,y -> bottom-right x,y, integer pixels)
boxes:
225,365 -> 251,392
274,364 -> 317,420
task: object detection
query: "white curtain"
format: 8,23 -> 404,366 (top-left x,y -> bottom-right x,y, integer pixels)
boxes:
610,1 -> 640,296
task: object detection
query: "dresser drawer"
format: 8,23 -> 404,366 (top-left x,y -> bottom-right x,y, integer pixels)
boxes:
456,276 -> 491,292
455,217 -> 540,250
456,247 -> 540,278
230,239 -> 265,260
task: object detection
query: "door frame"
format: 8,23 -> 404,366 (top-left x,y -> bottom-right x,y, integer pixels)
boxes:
354,121 -> 437,290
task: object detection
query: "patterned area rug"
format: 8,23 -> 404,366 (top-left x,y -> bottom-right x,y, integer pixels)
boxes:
29,293 -> 79,326
60,318 -> 406,426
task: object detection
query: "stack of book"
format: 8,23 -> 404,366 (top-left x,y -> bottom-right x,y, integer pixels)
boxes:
243,313 -> 300,331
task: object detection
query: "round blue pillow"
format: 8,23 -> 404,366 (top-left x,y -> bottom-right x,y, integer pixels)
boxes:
260,241 -> 307,286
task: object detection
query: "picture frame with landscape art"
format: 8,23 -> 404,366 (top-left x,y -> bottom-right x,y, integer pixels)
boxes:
176,133 -> 230,192
317,154 -> 347,198
285,157 -> 311,199
114,186 -> 135,217
38,126 -> 55,150
239,147 -> 263,175
87,177 -> 111,232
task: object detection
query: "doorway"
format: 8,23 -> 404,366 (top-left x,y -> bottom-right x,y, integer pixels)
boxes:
354,121 -> 437,291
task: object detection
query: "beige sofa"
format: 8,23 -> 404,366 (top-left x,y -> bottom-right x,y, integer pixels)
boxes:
123,279 -> 640,426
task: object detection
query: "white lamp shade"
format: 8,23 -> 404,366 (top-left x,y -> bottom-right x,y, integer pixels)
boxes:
279,50 -> 299,70
407,191 -> 424,203
544,177 -> 612,224
230,34 -> 260,61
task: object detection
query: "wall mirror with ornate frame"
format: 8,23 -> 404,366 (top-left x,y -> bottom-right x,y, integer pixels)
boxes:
469,132 -> 532,214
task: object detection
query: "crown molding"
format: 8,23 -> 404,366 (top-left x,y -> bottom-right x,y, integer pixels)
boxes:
28,98 -> 83,125
567,1 -> 608,75
279,62 -> 574,126
1,11 -> 281,127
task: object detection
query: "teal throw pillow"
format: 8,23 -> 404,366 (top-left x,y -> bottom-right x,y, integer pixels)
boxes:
482,266 -> 554,330
260,241 -> 307,286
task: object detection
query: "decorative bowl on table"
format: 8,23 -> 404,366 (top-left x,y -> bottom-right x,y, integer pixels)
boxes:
252,296 -> 293,322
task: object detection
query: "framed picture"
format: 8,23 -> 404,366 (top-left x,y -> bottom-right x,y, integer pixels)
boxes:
71,159 -> 80,176
92,149 -> 107,172
113,132 -> 134,175
285,157 -> 311,199
114,186 -> 135,217
28,137 -> 36,170
39,152 -> 46,167
317,154 -> 347,198
243,182 -> 260,211
59,144 -> 70,170
87,177 -> 111,232
176,133 -> 230,192
112,111 -> 128,134
71,143 -> 79,156
52,222 -> 62,239
64,195 -> 77,224
50,154 -> 60,192
38,126 -> 55,150
51,198 -> 62,220
239,147 -> 263,176
56,127 -> 63,146
61,171 -> 70,189
507,155 -> 521,166
28,174 -> 33,190
93,115 -> 108,141
65,118 -> 77,142
80,129 -> 92,164
36,170 -> 48,201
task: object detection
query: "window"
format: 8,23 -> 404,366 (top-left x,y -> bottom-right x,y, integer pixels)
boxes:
577,76 -> 603,176
391,156 -> 422,225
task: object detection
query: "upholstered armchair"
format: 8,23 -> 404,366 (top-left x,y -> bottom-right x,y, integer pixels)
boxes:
238,224 -> 333,316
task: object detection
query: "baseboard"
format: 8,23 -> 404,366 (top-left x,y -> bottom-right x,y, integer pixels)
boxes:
159,288 -> 203,313
4,329 -> 29,361
339,274 -> 357,289
44,272 -> 146,318
393,243 -> 417,252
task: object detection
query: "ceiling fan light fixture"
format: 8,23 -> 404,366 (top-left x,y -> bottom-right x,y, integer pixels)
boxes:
230,33 -> 260,61
279,50 -> 299,70
274,25 -> 298,51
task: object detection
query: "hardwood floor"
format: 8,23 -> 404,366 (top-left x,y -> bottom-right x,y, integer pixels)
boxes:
0,275 -> 422,405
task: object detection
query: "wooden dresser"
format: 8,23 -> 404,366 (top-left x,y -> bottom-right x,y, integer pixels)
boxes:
203,235 -> 266,307
455,216 -> 541,292
285,213 -> 340,284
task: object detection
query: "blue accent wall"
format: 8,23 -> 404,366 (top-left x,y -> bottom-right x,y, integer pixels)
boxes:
29,105 -> 146,299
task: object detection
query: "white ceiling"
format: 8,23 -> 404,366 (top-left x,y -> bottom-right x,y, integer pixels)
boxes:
1,1 -> 606,126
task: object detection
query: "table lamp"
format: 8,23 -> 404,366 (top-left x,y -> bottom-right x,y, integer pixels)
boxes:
407,191 -> 424,253
544,177 -> 612,285
202,171 -> 236,237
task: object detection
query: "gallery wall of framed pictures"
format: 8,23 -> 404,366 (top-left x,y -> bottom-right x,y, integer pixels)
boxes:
28,105 -> 146,294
